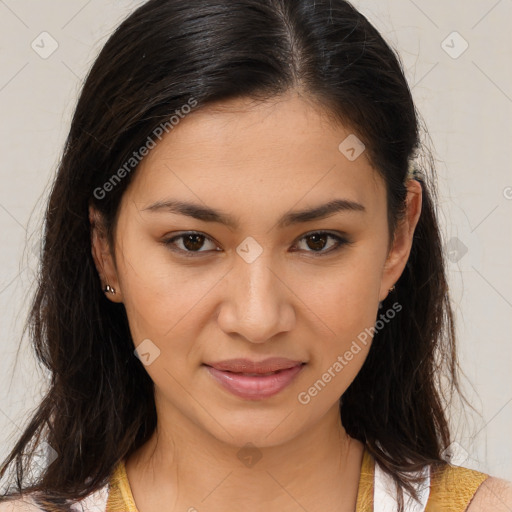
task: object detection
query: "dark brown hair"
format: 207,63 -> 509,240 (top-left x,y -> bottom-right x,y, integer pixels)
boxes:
1,0 -> 463,510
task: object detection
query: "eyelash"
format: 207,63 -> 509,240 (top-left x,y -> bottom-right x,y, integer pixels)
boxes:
162,231 -> 352,258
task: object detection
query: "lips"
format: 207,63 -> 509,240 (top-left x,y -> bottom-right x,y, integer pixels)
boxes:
203,358 -> 306,400
203,357 -> 304,374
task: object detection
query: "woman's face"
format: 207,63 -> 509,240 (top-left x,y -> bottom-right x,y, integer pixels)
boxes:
91,91 -> 421,448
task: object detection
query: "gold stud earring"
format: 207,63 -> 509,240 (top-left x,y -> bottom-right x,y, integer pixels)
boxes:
389,285 -> 395,292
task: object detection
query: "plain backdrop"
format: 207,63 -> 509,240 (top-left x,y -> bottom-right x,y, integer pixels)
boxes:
0,0 -> 511,484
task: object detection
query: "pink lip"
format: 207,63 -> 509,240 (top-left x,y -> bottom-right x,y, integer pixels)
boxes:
204,363 -> 305,400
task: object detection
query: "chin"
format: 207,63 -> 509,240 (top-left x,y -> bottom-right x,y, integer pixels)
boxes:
195,410 -> 288,443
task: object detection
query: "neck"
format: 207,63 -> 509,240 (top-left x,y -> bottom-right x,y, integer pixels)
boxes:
125,403 -> 364,512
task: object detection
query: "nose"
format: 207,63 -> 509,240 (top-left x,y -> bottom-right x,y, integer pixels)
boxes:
216,253 -> 295,343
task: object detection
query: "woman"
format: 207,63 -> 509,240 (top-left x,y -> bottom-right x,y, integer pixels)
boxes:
0,0 -> 510,511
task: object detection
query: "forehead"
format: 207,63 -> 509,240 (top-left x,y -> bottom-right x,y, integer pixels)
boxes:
123,92 -> 385,220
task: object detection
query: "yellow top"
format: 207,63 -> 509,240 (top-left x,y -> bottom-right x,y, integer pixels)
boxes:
105,447 -> 489,512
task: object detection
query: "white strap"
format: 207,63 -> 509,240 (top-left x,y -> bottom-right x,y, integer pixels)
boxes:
374,461 -> 431,512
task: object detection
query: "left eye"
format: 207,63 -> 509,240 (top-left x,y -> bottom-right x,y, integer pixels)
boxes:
163,231 -> 350,256
293,231 -> 349,254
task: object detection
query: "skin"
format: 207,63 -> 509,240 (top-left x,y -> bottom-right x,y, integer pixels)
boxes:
89,89 -> 423,512
467,478 -> 512,512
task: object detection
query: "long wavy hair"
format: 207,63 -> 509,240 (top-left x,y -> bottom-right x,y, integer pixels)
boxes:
0,0 -> 463,510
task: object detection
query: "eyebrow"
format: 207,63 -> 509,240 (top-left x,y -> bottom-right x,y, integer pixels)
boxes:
142,198 -> 366,229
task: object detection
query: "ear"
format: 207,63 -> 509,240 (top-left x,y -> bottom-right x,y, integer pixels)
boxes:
378,179 -> 422,302
89,205 -> 123,303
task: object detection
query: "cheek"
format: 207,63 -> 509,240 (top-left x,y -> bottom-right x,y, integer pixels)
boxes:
116,238 -> 220,355
120,266 -> 206,342
113,236 -> 173,337
294,252 -> 383,332
292,249 -> 384,385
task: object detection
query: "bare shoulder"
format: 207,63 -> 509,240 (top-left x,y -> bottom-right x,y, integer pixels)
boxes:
466,476 -> 512,512
0,496 -> 43,511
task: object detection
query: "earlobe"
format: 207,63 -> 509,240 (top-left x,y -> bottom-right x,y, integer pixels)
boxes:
379,179 -> 423,302
89,205 -> 122,302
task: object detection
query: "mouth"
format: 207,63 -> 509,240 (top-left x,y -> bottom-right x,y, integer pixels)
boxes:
203,357 -> 306,374
203,362 -> 306,400
223,369 -> 290,376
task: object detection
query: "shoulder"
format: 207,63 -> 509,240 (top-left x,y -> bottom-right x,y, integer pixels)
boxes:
428,464 -> 512,511
465,476 -> 512,512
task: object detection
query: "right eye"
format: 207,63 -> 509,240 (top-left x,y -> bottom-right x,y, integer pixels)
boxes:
163,232 -> 220,256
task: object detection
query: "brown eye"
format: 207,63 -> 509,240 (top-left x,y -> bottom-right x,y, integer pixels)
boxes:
305,233 -> 329,251
293,231 -> 350,255
164,232 -> 218,255
181,233 -> 206,251
163,230 -> 351,258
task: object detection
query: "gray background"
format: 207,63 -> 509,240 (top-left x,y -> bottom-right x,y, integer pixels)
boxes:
0,0 -> 511,482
